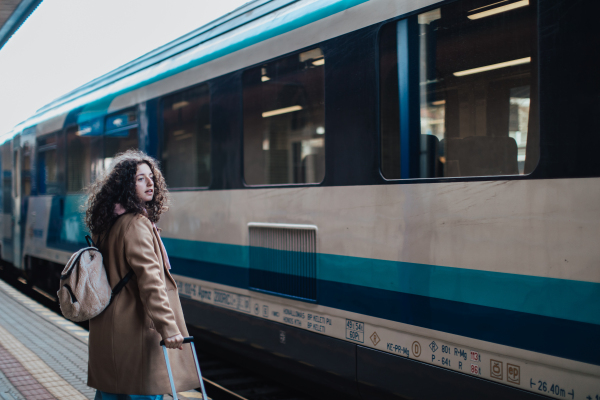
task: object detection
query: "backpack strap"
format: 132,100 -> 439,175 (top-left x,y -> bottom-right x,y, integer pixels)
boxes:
85,235 -> 95,247
89,212 -> 134,305
109,269 -> 135,305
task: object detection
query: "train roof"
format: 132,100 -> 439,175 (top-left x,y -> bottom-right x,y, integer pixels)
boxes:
1,0 -> 365,144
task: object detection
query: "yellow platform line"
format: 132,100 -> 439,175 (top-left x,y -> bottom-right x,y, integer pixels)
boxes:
0,324 -> 87,400
0,280 -> 88,343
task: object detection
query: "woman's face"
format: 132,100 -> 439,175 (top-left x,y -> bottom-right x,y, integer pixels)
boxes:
135,163 -> 154,203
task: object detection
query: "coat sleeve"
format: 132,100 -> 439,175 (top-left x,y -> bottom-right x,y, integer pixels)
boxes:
123,216 -> 181,340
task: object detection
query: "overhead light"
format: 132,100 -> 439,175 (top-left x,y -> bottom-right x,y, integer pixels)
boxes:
262,105 -> 302,118
316,126 -> 325,134
427,119 -> 445,125
431,100 -> 446,106
312,59 -> 325,66
454,57 -> 530,76
172,101 -> 189,110
418,8 -> 441,25
468,0 -> 528,20
175,133 -> 193,141
469,0 -> 511,12
308,138 -> 324,147
261,76 -> 271,82
299,48 -> 323,62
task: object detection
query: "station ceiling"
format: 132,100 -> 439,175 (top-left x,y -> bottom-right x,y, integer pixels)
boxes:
0,0 -> 43,50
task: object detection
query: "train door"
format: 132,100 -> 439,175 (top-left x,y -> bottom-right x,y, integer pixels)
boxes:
12,131 -> 35,269
0,142 -> 13,264
12,135 -> 21,268
0,141 -> 15,263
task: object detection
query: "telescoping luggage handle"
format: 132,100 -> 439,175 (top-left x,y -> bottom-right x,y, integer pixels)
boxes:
160,336 -> 209,400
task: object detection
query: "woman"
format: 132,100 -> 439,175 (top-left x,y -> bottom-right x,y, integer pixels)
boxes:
84,150 -> 198,400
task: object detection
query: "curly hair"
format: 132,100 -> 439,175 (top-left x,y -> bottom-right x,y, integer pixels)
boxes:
84,149 -> 169,235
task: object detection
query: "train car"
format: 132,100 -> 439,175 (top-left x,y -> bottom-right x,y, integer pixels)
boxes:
1,0 -> 599,398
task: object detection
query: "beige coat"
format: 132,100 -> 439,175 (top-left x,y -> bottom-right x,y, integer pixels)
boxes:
88,213 -> 198,395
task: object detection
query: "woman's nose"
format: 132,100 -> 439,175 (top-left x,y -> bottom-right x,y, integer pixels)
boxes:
146,177 -> 153,187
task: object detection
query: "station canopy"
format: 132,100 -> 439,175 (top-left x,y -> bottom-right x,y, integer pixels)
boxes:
0,0 -> 42,50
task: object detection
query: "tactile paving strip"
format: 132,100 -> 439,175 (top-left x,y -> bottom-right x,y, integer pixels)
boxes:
0,323 -> 87,399
0,365 -> 26,400
0,280 -> 92,399
0,343 -> 55,399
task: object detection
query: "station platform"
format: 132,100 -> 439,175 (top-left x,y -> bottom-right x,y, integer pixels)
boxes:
0,279 -> 204,400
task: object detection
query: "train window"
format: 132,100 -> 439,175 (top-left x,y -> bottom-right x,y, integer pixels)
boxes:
161,84 -> 211,188
13,149 -> 17,197
104,109 -> 139,170
243,48 -> 325,185
21,143 -> 32,197
380,0 -> 539,179
37,134 -> 60,195
1,144 -> 11,213
66,126 -> 100,193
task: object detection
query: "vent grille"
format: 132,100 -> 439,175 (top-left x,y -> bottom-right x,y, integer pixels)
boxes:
249,224 -> 317,302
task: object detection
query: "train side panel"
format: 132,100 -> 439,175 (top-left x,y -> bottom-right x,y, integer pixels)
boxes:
1,0 -> 598,399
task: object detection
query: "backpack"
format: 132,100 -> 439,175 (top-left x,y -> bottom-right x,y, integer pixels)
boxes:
57,217 -> 134,322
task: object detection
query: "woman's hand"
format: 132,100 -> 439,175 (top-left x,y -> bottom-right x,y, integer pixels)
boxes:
164,334 -> 184,350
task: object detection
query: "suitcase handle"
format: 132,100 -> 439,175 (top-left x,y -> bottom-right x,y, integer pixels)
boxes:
159,336 -> 194,346
160,336 -> 209,400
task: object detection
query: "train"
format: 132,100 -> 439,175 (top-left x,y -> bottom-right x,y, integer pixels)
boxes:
1,0 -> 599,399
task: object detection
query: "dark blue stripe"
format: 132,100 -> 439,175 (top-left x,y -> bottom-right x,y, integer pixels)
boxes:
249,247 -> 317,301
170,258 -> 600,366
250,269 -> 317,301
319,280 -> 600,366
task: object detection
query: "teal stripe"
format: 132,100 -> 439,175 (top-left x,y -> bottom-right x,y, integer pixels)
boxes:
161,237 -> 248,268
76,0 -> 369,125
164,238 -> 600,326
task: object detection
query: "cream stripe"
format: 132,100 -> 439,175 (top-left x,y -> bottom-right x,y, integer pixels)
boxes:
0,324 -> 87,400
